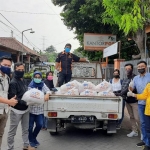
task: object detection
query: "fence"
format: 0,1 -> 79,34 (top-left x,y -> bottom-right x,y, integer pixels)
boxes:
120,58 -> 150,79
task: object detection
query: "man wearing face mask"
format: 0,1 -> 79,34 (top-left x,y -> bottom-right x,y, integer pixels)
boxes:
55,43 -> 89,87
115,64 -> 139,135
129,61 -> 150,149
7,62 -> 29,150
0,56 -> 18,149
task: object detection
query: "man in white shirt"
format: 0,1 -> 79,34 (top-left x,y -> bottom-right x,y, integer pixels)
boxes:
0,56 -> 18,149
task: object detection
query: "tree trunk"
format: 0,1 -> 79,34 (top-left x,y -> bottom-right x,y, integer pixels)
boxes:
132,29 -> 145,59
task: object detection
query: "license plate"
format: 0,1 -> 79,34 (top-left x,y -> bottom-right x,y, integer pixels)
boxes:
71,116 -> 95,123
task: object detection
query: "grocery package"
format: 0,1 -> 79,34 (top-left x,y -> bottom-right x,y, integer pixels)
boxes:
21,88 -> 44,105
80,89 -> 97,96
95,80 -> 113,92
60,80 -> 79,94
98,91 -> 116,97
64,88 -> 79,95
82,81 -> 95,90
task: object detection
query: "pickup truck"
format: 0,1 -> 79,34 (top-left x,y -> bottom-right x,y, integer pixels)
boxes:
44,62 -> 122,135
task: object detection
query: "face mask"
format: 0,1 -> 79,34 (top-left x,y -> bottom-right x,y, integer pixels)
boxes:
0,65 -> 11,75
34,78 -> 42,83
126,69 -> 132,75
113,75 -> 119,78
65,47 -> 71,53
14,70 -> 24,78
47,76 -> 53,81
138,68 -> 145,74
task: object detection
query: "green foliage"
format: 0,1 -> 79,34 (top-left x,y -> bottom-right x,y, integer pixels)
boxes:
51,0 -> 142,62
102,0 -> 150,35
45,45 -> 56,53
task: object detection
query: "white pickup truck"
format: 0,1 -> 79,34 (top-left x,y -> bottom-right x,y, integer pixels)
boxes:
44,62 -> 122,135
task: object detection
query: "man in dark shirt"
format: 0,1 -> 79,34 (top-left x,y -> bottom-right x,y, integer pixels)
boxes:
7,62 -> 29,150
55,43 -> 88,87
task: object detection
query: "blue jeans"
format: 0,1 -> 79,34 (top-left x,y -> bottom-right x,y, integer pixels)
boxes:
145,115 -> 150,147
28,113 -> 44,144
42,116 -> 48,129
118,99 -> 125,125
138,104 -> 147,144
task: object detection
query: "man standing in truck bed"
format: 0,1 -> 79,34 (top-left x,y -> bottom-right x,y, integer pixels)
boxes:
55,43 -> 88,87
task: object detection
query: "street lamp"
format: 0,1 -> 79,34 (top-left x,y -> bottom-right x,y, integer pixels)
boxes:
21,28 -> 35,63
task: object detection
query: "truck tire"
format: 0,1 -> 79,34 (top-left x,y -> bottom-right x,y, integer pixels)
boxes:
49,130 -> 58,136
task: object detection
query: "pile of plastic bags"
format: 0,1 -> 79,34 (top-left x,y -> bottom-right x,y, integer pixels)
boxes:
56,80 -> 116,97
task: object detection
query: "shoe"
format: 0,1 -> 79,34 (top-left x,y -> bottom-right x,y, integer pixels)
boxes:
116,124 -> 121,129
34,139 -> 40,148
23,146 -> 29,150
136,141 -> 145,147
127,131 -> 138,137
29,142 -> 36,147
143,145 -> 150,150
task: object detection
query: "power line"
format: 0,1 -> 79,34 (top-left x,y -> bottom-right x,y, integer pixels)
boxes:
0,10 -> 59,15
0,13 -> 42,51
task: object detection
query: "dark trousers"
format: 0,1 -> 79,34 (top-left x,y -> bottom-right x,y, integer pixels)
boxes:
58,72 -> 72,87
145,115 -> 150,147
28,113 -> 44,144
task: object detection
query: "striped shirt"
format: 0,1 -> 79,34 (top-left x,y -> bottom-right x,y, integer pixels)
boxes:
28,83 -> 51,115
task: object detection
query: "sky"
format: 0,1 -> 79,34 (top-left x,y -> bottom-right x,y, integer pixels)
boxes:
0,0 -> 80,53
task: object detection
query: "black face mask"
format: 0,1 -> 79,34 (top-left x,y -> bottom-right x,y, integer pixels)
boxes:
14,70 -> 24,78
126,69 -> 132,75
113,75 -> 119,78
138,68 -> 145,74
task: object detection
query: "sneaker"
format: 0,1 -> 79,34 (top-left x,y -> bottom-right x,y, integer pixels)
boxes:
29,142 -> 36,147
34,139 -> 40,148
136,141 -> 145,147
127,131 -> 138,137
143,146 -> 150,150
23,146 -> 29,150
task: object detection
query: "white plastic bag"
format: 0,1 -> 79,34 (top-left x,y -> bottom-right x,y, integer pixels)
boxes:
95,80 -> 113,92
64,88 -> 79,95
21,88 -> 44,105
98,91 -> 116,97
80,89 -> 97,96
82,81 -> 95,90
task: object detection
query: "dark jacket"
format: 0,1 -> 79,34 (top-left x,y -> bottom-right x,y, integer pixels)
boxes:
44,79 -> 54,90
116,73 -> 138,103
8,77 -> 28,111
55,51 -> 80,74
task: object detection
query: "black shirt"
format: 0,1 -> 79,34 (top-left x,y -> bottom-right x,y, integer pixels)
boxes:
44,79 -> 54,90
56,51 -> 80,74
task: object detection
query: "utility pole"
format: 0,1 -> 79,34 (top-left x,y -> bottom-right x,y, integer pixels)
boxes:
42,36 -> 45,51
11,30 -> 13,37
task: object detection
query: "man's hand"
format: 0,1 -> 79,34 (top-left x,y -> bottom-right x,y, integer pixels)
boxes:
127,91 -> 135,97
8,95 -> 18,106
44,94 -> 50,101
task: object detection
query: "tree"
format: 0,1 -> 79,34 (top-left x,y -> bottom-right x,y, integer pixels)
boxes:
45,45 -> 56,53
51,0 -> 141,62
102,0 -> 150,58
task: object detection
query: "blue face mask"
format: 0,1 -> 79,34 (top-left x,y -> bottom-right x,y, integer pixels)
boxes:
0,65 -> 11,75
34,78 -> 42,83
65,47 -> 71,53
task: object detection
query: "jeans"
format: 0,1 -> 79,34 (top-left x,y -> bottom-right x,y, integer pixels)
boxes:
42,116 -> 48,129
58,72 -> 72,87
145,115 -> 150,147
28,113 -> 44,144
118,99 -> 125,125
138,104 -> 147,144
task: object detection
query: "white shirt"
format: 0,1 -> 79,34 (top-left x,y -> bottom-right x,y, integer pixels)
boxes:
111,79 -> 122,92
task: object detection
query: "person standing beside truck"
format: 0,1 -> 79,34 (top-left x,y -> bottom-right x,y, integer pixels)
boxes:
0,56 -> 18,149
55,43 -> 89,87
129,60 -> 150,148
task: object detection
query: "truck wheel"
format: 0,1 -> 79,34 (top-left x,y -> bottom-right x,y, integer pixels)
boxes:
49,128 -> 58,136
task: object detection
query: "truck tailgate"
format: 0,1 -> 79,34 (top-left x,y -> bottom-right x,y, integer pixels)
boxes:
45,95 -> 121,113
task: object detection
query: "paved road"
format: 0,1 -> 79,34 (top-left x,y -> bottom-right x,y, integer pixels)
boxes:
1,111 -> 140,150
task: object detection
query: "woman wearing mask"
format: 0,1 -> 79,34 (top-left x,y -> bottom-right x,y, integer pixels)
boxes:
41,71 -> 54,130
110,69 -> 123,95
28,71 -> 51,148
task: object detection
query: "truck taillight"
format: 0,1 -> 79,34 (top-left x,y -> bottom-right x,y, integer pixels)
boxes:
108,114 -> 118,119
48,112 -> 57,117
